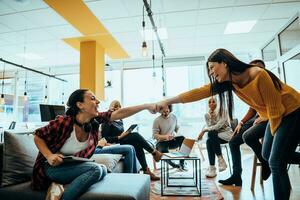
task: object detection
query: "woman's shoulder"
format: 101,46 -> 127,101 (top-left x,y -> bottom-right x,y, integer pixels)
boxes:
248,67 -> 264,80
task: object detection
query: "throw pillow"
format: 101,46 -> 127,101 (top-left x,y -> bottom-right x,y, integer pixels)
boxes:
1,131 -> 38,186
91,153 -> 122,172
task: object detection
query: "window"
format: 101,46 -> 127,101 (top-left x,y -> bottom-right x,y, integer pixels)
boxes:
122,68 -> 163,139
18,73 -> 45,122
100,70 -> 121,111
262,39 -> 277,62
279,17 -> 300,55
283,53 -> 300,91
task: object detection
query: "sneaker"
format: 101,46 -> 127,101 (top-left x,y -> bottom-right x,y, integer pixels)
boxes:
45,182 -> 64,200
218,157 -> 227,172
205,166 -> 217,178
179,161 -> 188,171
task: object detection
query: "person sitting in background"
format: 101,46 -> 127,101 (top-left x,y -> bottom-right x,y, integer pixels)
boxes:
100,100 -> 162,181
32,89 -> 158,200
152,105 -> 186,170
198,96 -> 233,178
219,59 -> 270,186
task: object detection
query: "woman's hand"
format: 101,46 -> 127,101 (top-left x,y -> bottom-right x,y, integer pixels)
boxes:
46,153 -> 64,166
98,138 -> 107,147
253,117 -> 265,125
146,103 -> 158,114
233,123 -> 242,136
156,100 -> 169,112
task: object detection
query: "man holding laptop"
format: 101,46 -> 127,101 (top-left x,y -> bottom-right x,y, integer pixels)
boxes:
153,105 -> 187,170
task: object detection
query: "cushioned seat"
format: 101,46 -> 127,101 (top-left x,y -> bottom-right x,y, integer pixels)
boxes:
0,131 -> 150,200
0,173 -> 150,200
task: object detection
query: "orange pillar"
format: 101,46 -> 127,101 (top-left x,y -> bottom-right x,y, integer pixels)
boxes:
80,41 -> 105,100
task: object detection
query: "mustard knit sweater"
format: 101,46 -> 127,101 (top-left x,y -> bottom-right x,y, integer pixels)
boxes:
179,70 -> 300,135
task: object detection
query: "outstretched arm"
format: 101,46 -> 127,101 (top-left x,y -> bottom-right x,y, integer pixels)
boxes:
156,84 -> 211,111
110,103 -> 156,121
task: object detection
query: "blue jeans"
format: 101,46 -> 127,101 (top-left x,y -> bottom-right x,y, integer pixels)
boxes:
262,108 -> 300,200
44,162 -> 107,200
94,144 -> 138,173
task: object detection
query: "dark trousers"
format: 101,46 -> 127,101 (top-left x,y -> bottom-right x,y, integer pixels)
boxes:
229,118 -> 267,176
120,132 -> 154,171
262,108 -> 300,200
206,131 -> 227,165
156,136 -> 185,165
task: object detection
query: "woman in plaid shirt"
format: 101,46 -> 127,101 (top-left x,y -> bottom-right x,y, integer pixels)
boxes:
32,89 -> 157,200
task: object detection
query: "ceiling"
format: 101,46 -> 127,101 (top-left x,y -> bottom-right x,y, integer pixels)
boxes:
0,0 -> 300,73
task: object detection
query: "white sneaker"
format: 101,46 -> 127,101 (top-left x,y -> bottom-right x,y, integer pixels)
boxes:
218,157 -> 227,172
45,182 -> 64,200
205,166 -> 217,178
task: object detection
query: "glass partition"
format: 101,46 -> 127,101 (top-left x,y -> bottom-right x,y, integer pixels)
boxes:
283,53 -> 300,91
279,17 -> 300,55
262,39 -> 277,62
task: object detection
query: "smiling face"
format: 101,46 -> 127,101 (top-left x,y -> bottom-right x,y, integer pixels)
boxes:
208,97 -> 217,111
208,61 -> 230,83
76,91 -> 100,118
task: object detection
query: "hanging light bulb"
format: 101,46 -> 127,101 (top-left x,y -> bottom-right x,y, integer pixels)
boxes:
61,92 -> 64,105
0,94 -> 4,105
0,63 -> 5,105
24,91 -> 28,101
43,95 -> 48,104
141,6 -> 148,57
43,83 -> 48,104
142,41 -> 148,57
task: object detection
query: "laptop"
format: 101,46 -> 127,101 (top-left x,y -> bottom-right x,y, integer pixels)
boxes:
164,138 -> 196,158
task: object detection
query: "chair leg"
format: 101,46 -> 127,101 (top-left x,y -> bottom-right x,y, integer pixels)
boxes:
251,156 -> 258,191
224,145 -> 232,175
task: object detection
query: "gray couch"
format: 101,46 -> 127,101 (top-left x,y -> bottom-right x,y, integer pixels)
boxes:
0,131 -> 150,200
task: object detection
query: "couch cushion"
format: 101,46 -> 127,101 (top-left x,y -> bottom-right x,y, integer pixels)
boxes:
80,173 -> 150,200
1,131 -> 38,187
91,154 -> 122,172
0,174 -> 150,200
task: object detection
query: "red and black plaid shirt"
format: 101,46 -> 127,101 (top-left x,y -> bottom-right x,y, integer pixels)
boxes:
31,111 -> 111,190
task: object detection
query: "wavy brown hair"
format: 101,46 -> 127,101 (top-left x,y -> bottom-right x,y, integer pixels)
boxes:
206,48 -> 282,120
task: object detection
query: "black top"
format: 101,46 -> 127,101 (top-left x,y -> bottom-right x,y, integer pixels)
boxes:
101,120 -> 124,143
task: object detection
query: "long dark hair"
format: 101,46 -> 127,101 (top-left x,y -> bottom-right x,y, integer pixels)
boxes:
66,89 -> 88,117
206,48 -> 282,120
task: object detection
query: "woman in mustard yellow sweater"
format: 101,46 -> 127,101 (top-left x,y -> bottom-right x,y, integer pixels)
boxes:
157,48 -> 300,200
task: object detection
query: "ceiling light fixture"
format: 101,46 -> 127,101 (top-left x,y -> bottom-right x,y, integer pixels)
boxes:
142,5 -> 148,57
0,63 -> 5,105
224,20 -> 257,34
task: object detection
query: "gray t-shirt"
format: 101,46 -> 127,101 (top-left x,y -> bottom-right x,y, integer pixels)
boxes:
152,113 -> 179,141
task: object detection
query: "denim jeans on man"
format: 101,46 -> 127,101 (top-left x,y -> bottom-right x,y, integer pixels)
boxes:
262,108 -> 300,200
